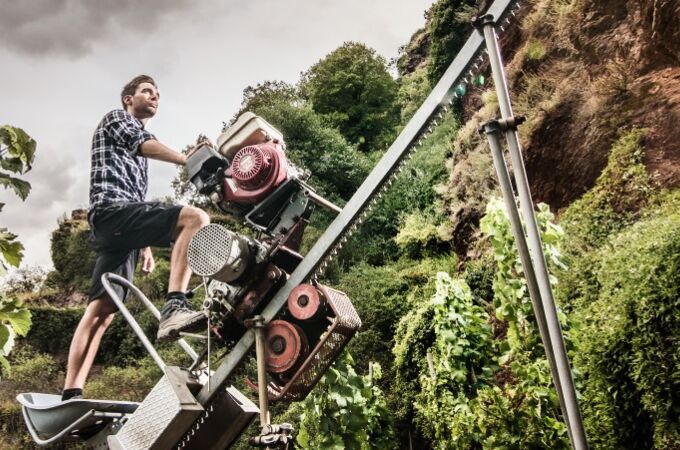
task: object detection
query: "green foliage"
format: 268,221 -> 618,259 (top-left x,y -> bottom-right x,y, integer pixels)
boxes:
480,198 -> 568,354
0,125 -> 36,200
300,42 -> 400,151
337,255 -> 456,378
48,214 -> 96,292
568,191 -> 680,449
415,273 -> 496,446
25,306 -> 158,367
395,211 -> 452,259
393,198 -> 571,449
396,67 -> 431,125
427,0 -> 481,85
558,128 -> 655,312
86,357 -> 162,401
0,297 -> 32,378
0,125 -> 36,274
0,125 -> 36,378
297,353 -> 395,450
341,111 -> 458,266
232,80 -> 300,123
560,128 -> 653,256
1,348 -> 61,399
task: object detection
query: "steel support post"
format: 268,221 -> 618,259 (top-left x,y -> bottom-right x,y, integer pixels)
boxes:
252,316 -> 271,428
474,14 -> 588,450
479,119 -> 567,413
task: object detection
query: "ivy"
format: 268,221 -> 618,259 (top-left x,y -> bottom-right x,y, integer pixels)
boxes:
296,353 -> 395,449
394,197 -> 572,449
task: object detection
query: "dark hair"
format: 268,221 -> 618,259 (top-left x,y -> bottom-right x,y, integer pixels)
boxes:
120,75 -> 157,108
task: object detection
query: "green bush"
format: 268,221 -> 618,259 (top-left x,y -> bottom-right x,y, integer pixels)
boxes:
49,216 -> 95,292
572,195 -> 680,449
296,353 -> 395,449
337,255 -> 456,379
25,306 -> 159,367
300,42 -> 400,152
393,198 -> 572,449
427,0 -> 480,85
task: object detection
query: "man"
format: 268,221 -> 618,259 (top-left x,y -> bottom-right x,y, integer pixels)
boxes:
61,75 -> 209,401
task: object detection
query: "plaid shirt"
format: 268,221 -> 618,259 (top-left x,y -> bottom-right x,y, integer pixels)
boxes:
89,109 -> 156,210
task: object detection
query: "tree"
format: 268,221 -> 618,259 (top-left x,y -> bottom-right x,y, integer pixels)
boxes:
299,42 -> 400,152
0,124 -> 36,377
427,0 -> 480,85
230,80 -> 300,126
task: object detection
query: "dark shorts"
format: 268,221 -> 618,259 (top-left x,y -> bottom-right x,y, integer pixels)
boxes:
88,201 -> 183,303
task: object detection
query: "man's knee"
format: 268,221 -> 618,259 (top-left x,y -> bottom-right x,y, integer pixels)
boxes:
85,297 -> 117,325
178,206 -> 209,231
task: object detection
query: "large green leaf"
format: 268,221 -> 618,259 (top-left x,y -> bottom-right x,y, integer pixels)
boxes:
1,307 -> 31,336
0,323 -> 9,351
0,125 -> 36,173
0,228 -> 24,268
0,172 -> 32,200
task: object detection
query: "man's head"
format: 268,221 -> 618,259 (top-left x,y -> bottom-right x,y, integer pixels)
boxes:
121,75 -> 159,120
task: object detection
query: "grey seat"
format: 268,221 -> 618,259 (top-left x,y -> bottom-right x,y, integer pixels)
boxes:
17,392 -> 139,446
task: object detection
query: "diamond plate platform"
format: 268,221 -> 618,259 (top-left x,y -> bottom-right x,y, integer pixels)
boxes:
108,366 -> 203,450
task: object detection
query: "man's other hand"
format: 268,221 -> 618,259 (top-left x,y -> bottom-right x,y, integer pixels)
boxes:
141,247 -> 155,274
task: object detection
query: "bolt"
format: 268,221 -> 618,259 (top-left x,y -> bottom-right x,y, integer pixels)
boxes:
297,294 -> 310,307
270,336 -> 286,354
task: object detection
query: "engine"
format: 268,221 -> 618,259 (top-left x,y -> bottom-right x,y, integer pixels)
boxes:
185,112 -> 360,402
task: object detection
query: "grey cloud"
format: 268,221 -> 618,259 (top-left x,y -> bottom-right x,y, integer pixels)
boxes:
0,0 -> 191,56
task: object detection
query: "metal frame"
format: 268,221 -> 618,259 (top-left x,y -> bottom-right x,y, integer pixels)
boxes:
475,13 -> 588,450
198,0 -> 518,405
101,273 -> 199,370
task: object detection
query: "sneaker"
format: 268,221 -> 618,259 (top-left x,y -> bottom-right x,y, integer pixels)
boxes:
157,299 -> 207,341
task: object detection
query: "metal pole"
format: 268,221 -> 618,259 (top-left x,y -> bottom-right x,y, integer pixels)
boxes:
475,14 -> 589,449
479,120 -> 567,412
252,316 -> 271,427
102,273 -> 167,371
102,273 -> 199,361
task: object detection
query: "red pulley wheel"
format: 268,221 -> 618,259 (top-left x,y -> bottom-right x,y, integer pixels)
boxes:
265,320 -> 309,374
287,284 -> 326,321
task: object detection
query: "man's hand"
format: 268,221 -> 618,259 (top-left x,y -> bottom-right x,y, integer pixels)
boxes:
141,247 -> 155,275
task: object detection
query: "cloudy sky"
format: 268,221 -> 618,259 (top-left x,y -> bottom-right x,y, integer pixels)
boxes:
0,0 -> 434,269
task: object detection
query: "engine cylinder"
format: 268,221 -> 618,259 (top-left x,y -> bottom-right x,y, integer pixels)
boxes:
187,224 -> 251,283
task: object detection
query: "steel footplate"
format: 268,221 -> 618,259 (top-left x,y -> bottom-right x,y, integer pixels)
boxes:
108,366 -> 204,450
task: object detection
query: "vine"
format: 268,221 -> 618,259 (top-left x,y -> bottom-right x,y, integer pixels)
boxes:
296,353 -> 395,449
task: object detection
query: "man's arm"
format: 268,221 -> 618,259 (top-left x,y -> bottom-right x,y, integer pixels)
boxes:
140,139 -> 187,165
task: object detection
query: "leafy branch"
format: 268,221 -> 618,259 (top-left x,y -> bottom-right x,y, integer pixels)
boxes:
0,124 -> 36,378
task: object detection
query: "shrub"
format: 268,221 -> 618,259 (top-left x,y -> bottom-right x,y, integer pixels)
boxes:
296,353 -> 395,449
299,42 -> 400,152
573,196 -> 680,449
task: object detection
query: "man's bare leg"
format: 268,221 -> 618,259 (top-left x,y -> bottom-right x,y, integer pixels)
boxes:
63,298 -> 117,391
157,206 -> 210,341
168,206 -> 210,292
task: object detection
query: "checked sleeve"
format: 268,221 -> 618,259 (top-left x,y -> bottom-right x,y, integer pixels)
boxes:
105,110 -> 156,155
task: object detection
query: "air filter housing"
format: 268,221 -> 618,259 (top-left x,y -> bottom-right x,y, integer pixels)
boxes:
223,142 -> 288,205
187,224 -> 251,283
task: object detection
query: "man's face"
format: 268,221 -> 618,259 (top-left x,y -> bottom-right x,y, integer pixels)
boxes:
124,82 -> 159,119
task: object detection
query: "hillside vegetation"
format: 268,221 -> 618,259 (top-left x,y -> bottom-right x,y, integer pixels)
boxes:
1,0 -> 678,449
